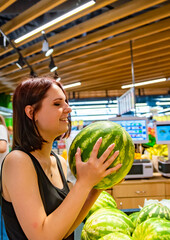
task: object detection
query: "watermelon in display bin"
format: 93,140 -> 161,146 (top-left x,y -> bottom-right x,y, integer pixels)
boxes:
136,203 -> 170,225
99,232 -> 132,240
68,121 -> 135,189
85,191 -> 117,220
132,218 -> 170,240
128,211 -> 140,227
81,207 -> 134,240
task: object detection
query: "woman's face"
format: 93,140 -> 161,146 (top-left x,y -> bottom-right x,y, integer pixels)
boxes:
34,84 -> 72,141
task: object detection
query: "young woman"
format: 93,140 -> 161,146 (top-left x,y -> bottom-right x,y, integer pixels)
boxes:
1,76 -> 121,240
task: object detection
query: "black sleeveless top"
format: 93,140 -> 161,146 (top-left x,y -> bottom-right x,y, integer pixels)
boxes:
1,148 -> 74,240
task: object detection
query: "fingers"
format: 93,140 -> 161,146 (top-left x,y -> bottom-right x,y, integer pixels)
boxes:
99,143 -> 116,162
75,147 -> 81,165
103,150 -> 119,169
90,137 -> 103,159
103,163 -> 122,177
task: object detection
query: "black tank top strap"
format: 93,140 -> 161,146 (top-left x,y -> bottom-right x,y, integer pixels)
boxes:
51,150 -> 69,191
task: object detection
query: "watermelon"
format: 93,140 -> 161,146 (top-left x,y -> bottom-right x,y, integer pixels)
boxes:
85,191 -> 117,220
129,211 -> 140,227
136,203 -> 170,225
132,218 -> 170,240
99,232 -> 132,240
68,121 -> 135,189
81,207 -> 135,240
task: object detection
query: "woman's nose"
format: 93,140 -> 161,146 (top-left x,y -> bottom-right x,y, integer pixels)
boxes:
64,105 -> 72,113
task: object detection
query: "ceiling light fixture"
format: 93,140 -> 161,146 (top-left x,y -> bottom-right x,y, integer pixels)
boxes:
156,102 -> 170,106
156,98 -> 170,101
121,78 -> 167,89
56,77 -> 61,82
14,0 -> 96,44
16,55 -> 25,69
0,29 -> 37,76
63,82 -> 81,89
41,31 -> 53,57
49,56 -> 58,72
0,30 -> 9,48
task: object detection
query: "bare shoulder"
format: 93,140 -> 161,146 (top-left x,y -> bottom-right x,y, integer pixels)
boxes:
3,150 -> 36,179
2,150 -> 37,201
4,150 -> 32,167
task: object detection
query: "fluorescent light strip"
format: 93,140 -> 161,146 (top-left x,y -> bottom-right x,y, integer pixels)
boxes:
63,82 -> 81,89
14,0 -> 95,43
69,100 -> 118,105
158,107 -> 170,113
121,78 -> 166,89
156,98 -> 170,101
69,100 -> 109,105
136,103 -> 147,106
156,102 -> 170,105
56,77 -> 61,82
71,105 -> 118,109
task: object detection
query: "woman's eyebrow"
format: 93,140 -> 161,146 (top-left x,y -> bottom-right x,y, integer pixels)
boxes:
53,98 -> 63,101
53,97 -> 66,101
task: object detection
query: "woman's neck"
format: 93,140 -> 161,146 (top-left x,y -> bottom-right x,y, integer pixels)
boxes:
31,141 -> 53,162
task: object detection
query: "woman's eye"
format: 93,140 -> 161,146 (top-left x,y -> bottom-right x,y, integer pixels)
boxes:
54,103 -> 60,106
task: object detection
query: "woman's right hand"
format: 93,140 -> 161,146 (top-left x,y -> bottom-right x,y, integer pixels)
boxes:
75,137 -> 122,189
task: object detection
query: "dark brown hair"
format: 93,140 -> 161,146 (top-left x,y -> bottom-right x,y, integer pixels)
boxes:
12,76 -> 71,152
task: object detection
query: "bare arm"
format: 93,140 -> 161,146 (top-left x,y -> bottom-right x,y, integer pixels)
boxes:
0,140 -> 7,153
3,138 -> 121,240
61,144 -> 120,238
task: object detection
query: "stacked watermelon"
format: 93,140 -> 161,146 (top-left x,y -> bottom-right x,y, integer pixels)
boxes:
85,191 -> 117,220
81,190 -> 170,239
69,121 -> 135,189
81,201 -> 170,239
136,202 -> 170,225
131,202 -> 170,239
132,218 -> 170,240
99,232 -> 132,240
129,212 -> 140,227
81,207 -> 135,240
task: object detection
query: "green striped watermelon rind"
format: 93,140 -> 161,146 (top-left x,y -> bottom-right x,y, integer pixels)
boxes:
129,211 -> 140,227
85,191 -> 117,220
68,121 -> 135,189
98,232 -> 132,240
136,203 -> 170,225
132,217 -> 170,240
81,207 -> 135,240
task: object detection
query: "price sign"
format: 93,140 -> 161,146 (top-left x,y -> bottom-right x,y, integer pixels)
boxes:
118,88 -> 135,115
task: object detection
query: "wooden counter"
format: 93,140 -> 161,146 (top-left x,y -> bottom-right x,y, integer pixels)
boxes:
109,173 -> 170,209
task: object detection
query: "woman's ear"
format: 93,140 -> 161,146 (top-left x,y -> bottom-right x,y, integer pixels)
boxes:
25,105 -> 34,120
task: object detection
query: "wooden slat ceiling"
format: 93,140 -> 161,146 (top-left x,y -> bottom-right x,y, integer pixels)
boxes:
0,0 -> 170,99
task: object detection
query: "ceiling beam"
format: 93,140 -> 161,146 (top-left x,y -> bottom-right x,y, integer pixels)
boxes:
0,0 -> 118,56
0,0 -> 16,12
0,0 -> 169,69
